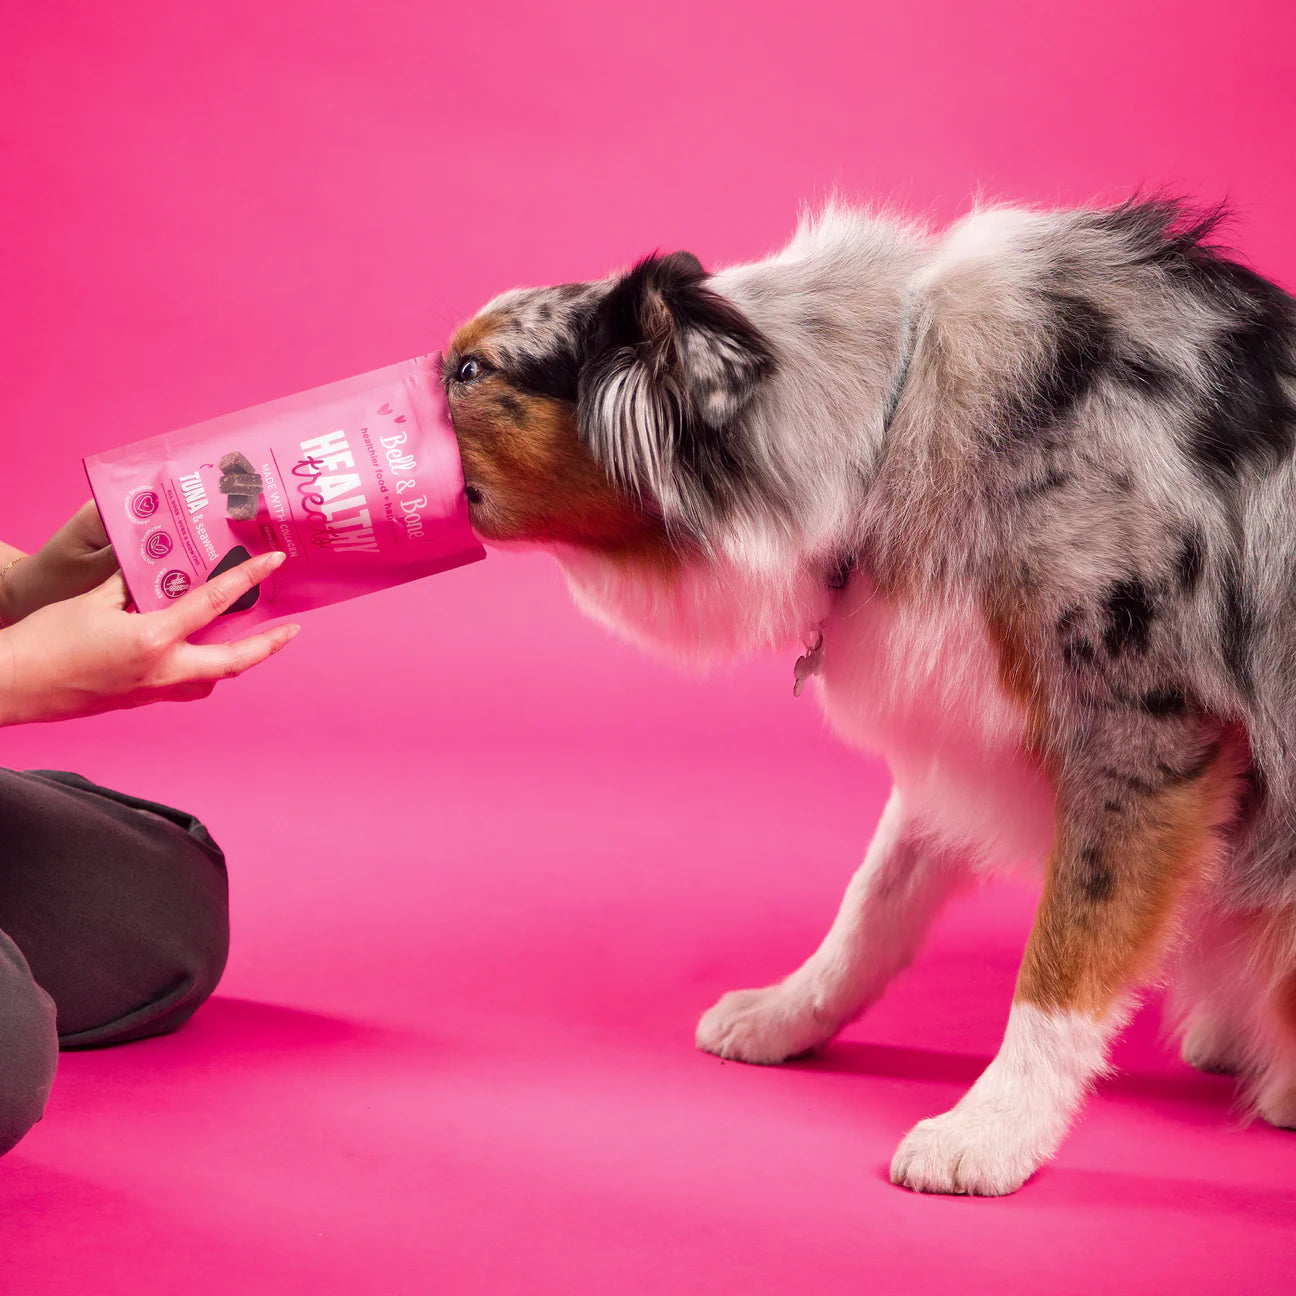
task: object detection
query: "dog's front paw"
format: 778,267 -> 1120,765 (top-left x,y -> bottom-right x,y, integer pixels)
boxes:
696,982 -> 838,1065
889,1105 -> 1050,1196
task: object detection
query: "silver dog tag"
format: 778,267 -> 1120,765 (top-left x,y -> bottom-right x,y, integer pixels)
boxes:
793,632 -> 825,697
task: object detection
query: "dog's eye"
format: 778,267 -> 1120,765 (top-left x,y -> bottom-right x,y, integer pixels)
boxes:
456,357 -> 482,384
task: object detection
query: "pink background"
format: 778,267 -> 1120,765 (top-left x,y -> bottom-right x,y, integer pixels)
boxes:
2,1 -> 1294,1291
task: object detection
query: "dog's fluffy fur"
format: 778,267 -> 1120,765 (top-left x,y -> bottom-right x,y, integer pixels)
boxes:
443,197 -> 1296,1195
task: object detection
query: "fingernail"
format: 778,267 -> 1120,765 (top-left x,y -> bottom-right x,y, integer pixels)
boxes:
266,552 -> 288,570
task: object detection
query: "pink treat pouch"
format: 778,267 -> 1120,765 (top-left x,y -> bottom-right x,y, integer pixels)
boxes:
85,355 -> 484,643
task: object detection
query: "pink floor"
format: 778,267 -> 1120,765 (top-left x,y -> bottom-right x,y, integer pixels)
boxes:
4,1 -> 1295,1291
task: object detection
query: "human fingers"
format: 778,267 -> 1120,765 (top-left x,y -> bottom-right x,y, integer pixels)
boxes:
177,621 -> 302,682
89,571 -> 133,611
82,542 -> 121,586
70,500 -> 112,551
162,551 -> 287,638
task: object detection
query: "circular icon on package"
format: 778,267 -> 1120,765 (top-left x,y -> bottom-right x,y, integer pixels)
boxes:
128,489 -> 160,521
160,569 -> 191,599
143,529 -> 173,560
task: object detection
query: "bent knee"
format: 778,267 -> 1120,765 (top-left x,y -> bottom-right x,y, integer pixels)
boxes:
167,899 -> 231,1028
0,942 -> 58,1156
58,898 -> 230,1049
54,833 -> 231,1049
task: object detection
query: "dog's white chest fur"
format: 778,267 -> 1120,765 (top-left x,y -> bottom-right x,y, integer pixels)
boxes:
817,576 -> 1055,868
560,550 -> 1055,870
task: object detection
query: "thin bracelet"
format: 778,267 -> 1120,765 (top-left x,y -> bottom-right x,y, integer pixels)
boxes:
0,554 -> 28,629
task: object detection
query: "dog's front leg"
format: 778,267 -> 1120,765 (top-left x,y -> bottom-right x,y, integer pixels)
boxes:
890,728 -> 1241,1196
696,787 -> 966,1064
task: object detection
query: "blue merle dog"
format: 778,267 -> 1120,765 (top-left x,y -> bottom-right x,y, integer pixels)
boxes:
443,197 -> 1296,1194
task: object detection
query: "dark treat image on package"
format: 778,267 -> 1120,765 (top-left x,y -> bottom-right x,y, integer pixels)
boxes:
218,449 -> 264,520
225,494 -> 259,521
207,545 -> 261,613
219,451 -> 256,475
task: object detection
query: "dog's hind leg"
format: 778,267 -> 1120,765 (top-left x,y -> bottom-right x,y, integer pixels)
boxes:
696,788 -> 966,1065
1171,902 -> 1263,1077
1179,999 -> 1252,1076
1172,904 -> 1296,1126
1256,951 -> 1296,1129
891,730 -> 1242,1196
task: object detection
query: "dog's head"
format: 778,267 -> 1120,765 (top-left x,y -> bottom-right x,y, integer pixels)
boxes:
443,252 -> 776,561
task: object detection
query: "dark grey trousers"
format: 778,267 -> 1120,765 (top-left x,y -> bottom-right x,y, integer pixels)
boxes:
0,769 -> 229,1156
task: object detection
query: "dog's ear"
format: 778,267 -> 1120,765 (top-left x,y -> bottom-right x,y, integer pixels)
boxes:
578,251 -> 775,532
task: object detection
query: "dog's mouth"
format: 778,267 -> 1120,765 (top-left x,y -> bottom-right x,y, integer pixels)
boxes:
462,480 -> 503,542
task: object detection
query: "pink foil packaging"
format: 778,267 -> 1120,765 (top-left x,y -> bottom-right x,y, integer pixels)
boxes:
85,356 -> 484,643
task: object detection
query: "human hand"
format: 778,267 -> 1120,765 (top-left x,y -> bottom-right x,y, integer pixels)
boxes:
0,551 -> 298,726
1,501 -> 120,624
